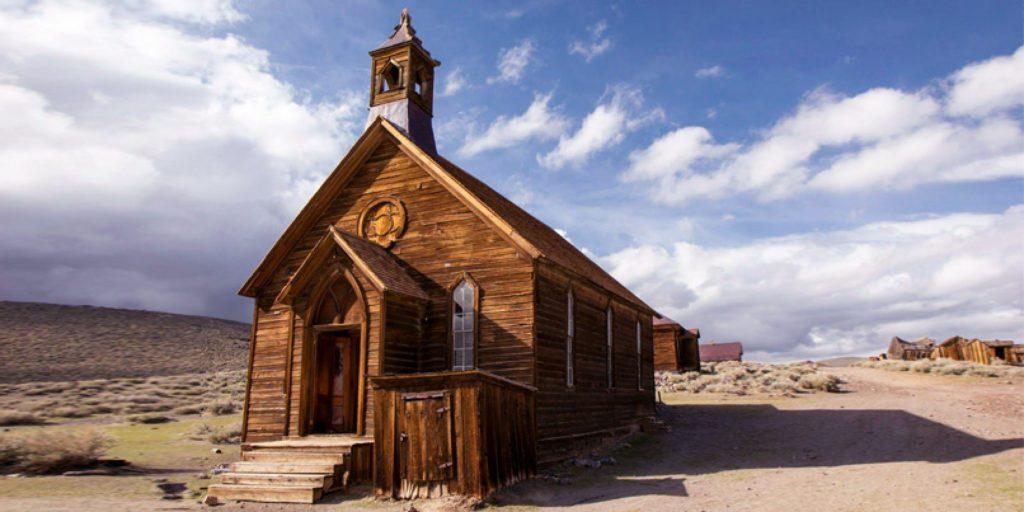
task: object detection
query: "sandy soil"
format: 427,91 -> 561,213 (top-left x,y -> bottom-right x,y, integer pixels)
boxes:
2,367 -> 1021,512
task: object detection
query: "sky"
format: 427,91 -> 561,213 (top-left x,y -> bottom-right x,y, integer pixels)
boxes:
0,0 -> 1021,361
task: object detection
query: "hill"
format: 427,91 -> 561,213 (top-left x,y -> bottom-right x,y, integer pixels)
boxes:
0,301 -> 250,383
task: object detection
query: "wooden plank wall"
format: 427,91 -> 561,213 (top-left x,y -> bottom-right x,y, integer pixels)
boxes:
247,137 -> 536,441
371,371 -> 535,499
382,293 -> 425,374
653,326 -> 680,372
534,265 -> 654,459
244,303 -> 290,441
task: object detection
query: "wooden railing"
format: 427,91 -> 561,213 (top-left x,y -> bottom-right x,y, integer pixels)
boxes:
370,370 -> 537,499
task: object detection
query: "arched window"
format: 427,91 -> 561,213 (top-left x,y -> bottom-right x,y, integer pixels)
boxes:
606,306 -> 613,389
566,289 -> 575,387
451,279 -> 477,371
636,320 -> 643,390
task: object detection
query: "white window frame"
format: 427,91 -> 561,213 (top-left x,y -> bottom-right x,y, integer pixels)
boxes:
566,289 -> 574,388
606,306 -> 613,389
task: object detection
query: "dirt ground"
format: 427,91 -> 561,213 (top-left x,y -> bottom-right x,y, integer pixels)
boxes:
1,367 -> 1021,512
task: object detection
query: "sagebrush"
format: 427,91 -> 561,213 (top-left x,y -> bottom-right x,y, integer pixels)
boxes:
657,361 -> 842,396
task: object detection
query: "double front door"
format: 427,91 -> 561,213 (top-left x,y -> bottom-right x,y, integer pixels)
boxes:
312,332 -> 360,433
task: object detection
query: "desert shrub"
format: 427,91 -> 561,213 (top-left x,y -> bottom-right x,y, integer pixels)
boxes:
49,406 -> 94,418
189,423 -> 241,444
205,399 -> 238,416
127,413 -> 174,424
797,373 -> 841,392
657,362 -> 842,396
4,431 -> 114,474
0,410 -> 45,426
910,360 -> 933,373
173,404 -> 205,416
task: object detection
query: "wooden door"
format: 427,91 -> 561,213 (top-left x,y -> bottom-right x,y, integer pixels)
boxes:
313,333 -> 360,433
397,391 -> 454,497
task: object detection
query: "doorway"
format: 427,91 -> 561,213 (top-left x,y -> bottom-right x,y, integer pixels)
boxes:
312,331 -> 360,434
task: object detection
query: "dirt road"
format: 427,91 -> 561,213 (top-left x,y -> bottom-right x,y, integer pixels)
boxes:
2,367 -> 1021,511
494,367 -> 1023,511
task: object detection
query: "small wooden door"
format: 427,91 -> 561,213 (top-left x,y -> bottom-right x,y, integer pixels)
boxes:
313,333 -> 359,433
397,391 -> 454,497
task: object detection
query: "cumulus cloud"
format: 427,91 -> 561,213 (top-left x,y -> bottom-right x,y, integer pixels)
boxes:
601,205 -> 1024,361
458,93 -> 569,157
488,39 -> 535,85
694,65 -> 724,78
624,48 -> 1024,204
538,85 -> 664,169
568,20 -> 612,62
0,0 -> 363,319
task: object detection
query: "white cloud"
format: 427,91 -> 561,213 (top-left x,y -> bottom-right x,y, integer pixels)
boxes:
601,205 -> 1024,361
538,85 -> 664,169
695,65 -> 725,78
440,66 -> 467,97
487,39 -> 535,85
624,48 -> 1024,203
569,20 -> 612,62
946,46 -> 1024,118
0,0 -> 363,319
457,93 -> 569,157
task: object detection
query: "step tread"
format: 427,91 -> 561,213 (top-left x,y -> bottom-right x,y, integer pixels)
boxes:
206,483 -> 323,504
229,461 -> 338,474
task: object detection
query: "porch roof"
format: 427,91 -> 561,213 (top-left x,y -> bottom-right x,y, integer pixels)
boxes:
275,226 -> 428,305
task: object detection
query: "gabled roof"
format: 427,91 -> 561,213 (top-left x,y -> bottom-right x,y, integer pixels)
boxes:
654,316 -> 680,327
275,226 -> 428,305
700,342 -> 743,362
241,117 -> 654,314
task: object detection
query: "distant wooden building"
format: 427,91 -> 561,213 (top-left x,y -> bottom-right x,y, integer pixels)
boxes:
700,342 -> 744,363
653,317 -> 700,372
887,336 -> 935,361
208,11 -> 657,504
933,337 -> 1019,365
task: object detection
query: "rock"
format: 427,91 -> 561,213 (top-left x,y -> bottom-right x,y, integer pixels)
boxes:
210,464 -> 230,475
6,473 -> 25,478
598,456 -> 617,466
211,448 -> 222,454
573,458 -> 601,468
156,482 -> 187,495
202,494 -> 220,506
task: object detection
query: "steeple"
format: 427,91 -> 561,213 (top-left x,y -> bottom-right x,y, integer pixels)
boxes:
366,9 -> 440,153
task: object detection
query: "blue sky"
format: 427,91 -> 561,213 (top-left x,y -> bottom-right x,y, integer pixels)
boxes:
0,1 -> 1021,360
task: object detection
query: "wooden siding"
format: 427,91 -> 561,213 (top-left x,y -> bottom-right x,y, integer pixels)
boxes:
653,326 -> 680,372
371,370 -> 536,499
533,264 -> 654,460
245,136 -> 535,441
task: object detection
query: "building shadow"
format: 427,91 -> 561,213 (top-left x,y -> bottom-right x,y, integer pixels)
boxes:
491,403 -> 1023,507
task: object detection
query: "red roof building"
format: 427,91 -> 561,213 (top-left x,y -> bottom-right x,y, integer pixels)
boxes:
699,342 -> 744,363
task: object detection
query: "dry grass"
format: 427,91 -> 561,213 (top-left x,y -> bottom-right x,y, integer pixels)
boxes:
0,370 -> 245,425
855,358 -> 1024,378
0,430 -> 113,475
189,422 -> 242,444
656,361 -> 842,396
0,301 -> 249,383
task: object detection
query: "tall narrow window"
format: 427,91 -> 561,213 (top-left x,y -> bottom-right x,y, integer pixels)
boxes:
636,320 -> 643,390
566,289 -> 574,387
452,279 -> 476,371
606,306 -> 613,389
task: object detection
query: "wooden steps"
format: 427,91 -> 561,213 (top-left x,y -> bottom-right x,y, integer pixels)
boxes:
205,436 -> 373,505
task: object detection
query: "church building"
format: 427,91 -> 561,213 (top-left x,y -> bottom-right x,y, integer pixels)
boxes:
209,10 -> 659,504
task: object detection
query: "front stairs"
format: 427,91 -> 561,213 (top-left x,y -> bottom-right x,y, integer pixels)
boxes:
206,436 -> 374,504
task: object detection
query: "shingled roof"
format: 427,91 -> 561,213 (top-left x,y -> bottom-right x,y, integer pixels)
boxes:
700,342 -> 743,363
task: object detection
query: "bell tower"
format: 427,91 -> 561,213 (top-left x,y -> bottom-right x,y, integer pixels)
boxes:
367,9 -> 440,153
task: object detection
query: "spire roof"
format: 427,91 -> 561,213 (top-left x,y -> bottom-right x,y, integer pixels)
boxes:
377,8 -> 422,50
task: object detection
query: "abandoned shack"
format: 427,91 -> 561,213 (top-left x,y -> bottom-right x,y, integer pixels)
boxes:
932,336 -> 969,360
887,336 -> 935,361
700,342 -> 744,363
653,317 -> 700,372
208,10 -> 658,505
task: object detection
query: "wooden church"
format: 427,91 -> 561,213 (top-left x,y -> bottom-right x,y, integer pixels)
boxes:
208,10 -> 658,504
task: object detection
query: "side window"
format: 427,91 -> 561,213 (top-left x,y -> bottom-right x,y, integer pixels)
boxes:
452,279 -> 476,371
606,306 -> 613,389
566,289 -> 575,387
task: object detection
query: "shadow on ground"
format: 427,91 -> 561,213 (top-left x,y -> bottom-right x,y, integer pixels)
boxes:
491,403 -> 1023,507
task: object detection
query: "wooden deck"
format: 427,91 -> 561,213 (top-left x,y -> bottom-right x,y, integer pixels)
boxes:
206,435 -> 374,504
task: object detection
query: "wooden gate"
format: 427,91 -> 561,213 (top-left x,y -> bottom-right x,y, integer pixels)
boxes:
398,391 -> 454,498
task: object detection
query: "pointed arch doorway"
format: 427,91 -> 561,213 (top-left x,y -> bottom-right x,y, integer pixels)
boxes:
304,269 -> 367,435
